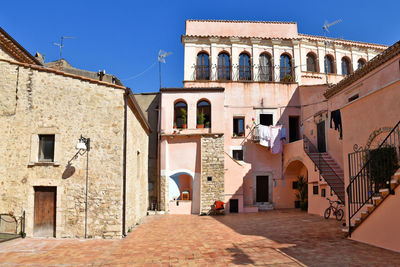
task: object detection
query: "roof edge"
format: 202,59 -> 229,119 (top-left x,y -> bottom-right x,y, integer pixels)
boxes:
126,89 -> 152,134
186,19 -> 297,24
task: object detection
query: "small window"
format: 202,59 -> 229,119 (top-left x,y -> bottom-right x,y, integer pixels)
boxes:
232,150 -> 243,161
324,55 -> 335,74
292,181 -> 298,189
321,188 -> 326,197
280,54 -> 292,81
239,53 -> 251,80
196,52 -> 210,80
341,57 -> 351,76
306,53 -> 317,72
348,94 -> 359,102
289,116 -> 300,143
218,52 -> 231,80
174,101 -> 187,129
357,59 -> 366,70
38,135 -> 55,162
313,185 -> 319,195
233,117 -> 245,137
260,114 -> 273,126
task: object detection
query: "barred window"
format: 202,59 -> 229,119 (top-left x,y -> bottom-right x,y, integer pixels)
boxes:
306,53 -> 317,72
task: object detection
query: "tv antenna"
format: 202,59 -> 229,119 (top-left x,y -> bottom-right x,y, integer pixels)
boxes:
322,19 -> 342,84
53,36 -> 76,62
158,50 -> 172,89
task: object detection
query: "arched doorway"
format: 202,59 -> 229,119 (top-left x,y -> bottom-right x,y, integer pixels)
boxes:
281,160 -> 308,209
168,170 -> 199,214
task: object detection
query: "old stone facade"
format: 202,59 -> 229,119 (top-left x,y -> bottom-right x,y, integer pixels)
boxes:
0,27 -> 150,239
200,135 -> 224,213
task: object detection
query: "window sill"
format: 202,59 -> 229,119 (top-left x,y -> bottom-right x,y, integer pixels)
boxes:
28,161 -> 60,167
232,136 -> 245,139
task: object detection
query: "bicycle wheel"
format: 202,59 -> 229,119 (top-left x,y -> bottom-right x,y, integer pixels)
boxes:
324,207 -> 331,219
335,209 -> 344,221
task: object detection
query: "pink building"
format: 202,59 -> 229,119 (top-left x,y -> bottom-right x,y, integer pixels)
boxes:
159,19 -> 388,217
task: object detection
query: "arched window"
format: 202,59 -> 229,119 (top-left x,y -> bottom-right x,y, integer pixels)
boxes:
306,53 -> 317,72
239,53 -> 251,80
174,101 -> 187,129
324,55 -> 335,74
196,52 -> 209,80
280,54 -> 292,81
357,58 -> 366,70
341,57 -> 351,76
197,100 -> 211,128
218,52 -> 230,80
259,53 -> 272,81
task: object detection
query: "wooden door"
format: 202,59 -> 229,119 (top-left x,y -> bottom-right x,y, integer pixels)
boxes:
317,121 -> 326,152
256,176 -> 269,202
34,187 -> 56,237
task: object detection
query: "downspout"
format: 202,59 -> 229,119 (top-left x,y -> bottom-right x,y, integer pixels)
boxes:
157,93 -> 162,210
122,88 -> 128,237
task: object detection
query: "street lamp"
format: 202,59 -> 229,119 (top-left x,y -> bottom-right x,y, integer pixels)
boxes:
76,135 -> 90,238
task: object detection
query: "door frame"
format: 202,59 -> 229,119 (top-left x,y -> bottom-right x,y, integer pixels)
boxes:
317,120 -> 327,152
252,172 -> 274,205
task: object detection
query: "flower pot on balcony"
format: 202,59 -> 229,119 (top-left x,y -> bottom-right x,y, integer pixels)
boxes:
182,124 -> 187,129
197,124 -> 204,128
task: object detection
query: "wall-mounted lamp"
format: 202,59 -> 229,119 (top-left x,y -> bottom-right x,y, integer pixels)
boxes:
77,135 -> 90,239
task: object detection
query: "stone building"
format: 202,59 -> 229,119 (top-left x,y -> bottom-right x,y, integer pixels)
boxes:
159,19 -> 387,215
0,26 -> 150,239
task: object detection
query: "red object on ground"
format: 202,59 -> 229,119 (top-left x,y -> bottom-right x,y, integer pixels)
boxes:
215,201 -> 224,210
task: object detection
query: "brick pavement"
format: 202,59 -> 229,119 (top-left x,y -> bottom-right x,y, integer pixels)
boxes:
0,210 -> 399,266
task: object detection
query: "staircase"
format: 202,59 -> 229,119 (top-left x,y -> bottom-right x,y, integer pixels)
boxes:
346,120 -> 400,236
303,136 -> 345,203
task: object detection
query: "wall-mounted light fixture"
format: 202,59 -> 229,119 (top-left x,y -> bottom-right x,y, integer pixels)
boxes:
76,135 -> 90,239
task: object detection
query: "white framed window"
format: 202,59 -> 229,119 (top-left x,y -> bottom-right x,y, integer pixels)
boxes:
230,145 -> 246,162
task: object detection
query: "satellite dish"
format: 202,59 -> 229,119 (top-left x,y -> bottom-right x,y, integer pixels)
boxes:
158,50 -> 173,63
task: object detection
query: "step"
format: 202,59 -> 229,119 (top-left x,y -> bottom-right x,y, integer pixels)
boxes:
342,228 -> 349,233
372,196 -> 383,205
355,217 -> 361,225
379,188 -> 390,197
366,204 -> 375,213
361,211 -> 369,219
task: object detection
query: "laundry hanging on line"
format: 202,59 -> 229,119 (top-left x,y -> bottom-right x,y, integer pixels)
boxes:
330,109 -> 342,139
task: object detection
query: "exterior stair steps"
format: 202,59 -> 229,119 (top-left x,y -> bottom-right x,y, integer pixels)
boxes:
307,152 -> 345,203
343,173 -> 400,235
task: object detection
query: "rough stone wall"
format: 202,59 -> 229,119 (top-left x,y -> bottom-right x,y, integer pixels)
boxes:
200,135 -> 224,213
159,175 -> 169,212
125,102 -> 149,231
0,60 -> 127,239
0,46 -> 15,62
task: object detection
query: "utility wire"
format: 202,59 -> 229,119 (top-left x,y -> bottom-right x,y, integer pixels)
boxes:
122,60 -> 157,81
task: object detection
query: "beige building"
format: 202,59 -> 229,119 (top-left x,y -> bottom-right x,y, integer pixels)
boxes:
0,27 -> 150,239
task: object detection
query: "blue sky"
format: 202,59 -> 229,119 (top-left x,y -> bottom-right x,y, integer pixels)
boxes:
1,0 -> 399,93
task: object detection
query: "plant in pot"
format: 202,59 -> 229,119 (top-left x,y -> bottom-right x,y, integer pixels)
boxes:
197,112 -> 205,128
294,175 -> 308,211
181,108 -> 187,129
205,121 -> 211,128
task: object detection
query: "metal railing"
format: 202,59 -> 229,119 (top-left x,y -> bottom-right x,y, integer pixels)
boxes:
347,120 -> 400,235
303,135 -> 345,203
191,64 -> 297,83
0,211 -> 25,239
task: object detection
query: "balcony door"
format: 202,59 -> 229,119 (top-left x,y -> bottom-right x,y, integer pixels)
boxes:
317,121 -> 326,152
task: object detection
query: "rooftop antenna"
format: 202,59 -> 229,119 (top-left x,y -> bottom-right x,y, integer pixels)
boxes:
158,50 -> 172,89
322,19 -> 342,84
53,36 -> 76,62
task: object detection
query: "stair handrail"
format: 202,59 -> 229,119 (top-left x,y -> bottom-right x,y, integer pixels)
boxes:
303,135 -> 345,203
347,120 -> 400,236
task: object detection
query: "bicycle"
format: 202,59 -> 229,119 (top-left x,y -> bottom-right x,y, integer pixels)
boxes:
324,198 -> 344,221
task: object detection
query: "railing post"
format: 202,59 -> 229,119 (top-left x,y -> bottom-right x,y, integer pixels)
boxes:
347,186 -> 351,236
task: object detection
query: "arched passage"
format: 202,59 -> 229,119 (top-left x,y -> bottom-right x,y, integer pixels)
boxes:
168,169 -> 200,214
280,160 -> 308,209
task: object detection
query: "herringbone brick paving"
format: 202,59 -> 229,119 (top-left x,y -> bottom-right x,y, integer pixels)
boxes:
0,210 -> 399,266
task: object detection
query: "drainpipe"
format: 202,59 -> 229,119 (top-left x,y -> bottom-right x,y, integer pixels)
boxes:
157,93 -> 162,211
122,88 -> 128,237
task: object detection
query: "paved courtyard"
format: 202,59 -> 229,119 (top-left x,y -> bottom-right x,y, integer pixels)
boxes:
0,210 -> 399,266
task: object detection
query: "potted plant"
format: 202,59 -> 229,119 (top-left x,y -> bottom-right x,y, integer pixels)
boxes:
283,74 -> 293,83
197,112 -> 205,128
205,121 -> 211,128
181,108 -> 187,129
294,175 -> 308,211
